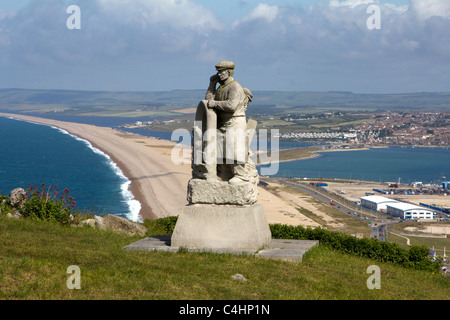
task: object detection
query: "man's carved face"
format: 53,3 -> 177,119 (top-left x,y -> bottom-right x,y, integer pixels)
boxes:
217,69 -> 230,82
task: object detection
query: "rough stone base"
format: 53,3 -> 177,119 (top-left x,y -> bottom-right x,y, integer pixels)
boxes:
171,204 -> 271,252
187,179 -> 258,205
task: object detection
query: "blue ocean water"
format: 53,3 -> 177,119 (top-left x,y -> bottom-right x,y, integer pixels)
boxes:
269,146 -> 450,184
0,116 -> 140,221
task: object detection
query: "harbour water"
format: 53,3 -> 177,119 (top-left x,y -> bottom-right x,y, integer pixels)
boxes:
267,146 -> 449,185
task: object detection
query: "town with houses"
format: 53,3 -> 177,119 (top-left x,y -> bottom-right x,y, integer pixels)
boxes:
124,111 -> 449,147
277,111 -> 450,146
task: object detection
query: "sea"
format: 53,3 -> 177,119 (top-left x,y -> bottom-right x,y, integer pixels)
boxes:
0,114 -> 449,221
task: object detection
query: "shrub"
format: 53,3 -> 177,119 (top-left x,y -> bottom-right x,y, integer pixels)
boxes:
270,223 -> 442,272
0,194 -> 13,215
144,216 -> 178,235
19,183 -> 77,224
408,245 -> 430,262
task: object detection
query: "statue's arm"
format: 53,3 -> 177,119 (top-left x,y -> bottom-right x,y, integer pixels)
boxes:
205,75 -> 218,100
205,85 -> 216,100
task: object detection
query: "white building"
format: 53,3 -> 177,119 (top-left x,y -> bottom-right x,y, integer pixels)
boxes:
385,203 -> 436,220
360,195 -> 400,212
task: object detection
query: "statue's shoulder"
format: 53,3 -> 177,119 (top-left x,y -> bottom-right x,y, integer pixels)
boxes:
231,79 -> 243,87
228,80 -> 244,92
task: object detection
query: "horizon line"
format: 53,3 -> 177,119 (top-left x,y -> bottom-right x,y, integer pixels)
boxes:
1,87 -> 450,95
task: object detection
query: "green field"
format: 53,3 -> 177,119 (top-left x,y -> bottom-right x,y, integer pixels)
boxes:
387,221 -> 449,255
1,89 -> 450,119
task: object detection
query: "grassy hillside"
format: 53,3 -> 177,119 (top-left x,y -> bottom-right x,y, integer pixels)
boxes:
1,89 -> 450,117
0,216 -> 448,301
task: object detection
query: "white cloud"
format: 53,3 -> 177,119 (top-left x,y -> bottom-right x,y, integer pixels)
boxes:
232,3 -> 279,28
329,0 -> 375,8
383,3 -> 408,14
1,0 -> 450,93
409,0 -> 450,20
98,0 -> 223,32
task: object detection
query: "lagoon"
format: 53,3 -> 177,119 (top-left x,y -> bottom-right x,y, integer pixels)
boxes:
266,146 -> 449,184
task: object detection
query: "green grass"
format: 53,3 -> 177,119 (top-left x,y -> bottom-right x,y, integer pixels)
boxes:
387,221 -> 450,254
0,216 -> 448,300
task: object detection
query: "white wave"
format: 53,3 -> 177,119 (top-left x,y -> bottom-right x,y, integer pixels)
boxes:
52,127 -> 143,222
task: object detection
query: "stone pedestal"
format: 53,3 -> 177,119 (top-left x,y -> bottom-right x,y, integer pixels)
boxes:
187,179 -> 258,205
171,204 -> 271,252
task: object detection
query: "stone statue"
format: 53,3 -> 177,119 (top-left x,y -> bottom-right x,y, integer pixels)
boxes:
171,61 -> 272,252
188,61 -> 259,205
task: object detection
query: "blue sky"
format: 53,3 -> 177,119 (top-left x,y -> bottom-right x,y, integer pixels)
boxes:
1,0 -> 449,93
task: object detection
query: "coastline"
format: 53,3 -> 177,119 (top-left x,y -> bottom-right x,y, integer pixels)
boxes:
0,113 -> 191,221
2,113 -> 447,228
0,112 -> 331,227
258,146 -> 372,165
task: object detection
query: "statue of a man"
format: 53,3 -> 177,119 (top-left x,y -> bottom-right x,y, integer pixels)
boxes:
205,61 -> 258,185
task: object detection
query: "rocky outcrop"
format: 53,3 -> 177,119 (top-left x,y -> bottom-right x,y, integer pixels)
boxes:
102,214 -> 147,236
80,214 -> 147,236
6,210 -> 23,219
9,188 -> 27,207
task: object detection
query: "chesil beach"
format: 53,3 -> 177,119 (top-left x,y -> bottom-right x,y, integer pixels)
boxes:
0,113 -> 192,222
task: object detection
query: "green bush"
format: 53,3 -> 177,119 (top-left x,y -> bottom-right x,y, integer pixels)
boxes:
0,194 -> 13,215
144,216 -> 178,235
408,245 -> 430,262
19,183 -> 77,224
270,223 -> 442,272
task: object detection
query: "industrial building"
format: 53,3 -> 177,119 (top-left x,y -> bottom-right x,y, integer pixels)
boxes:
360,195 -> 437,220
385,202 -> 436,220
360,195 -> 400,213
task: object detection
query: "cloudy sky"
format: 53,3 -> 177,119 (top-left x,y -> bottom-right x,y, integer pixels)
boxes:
1,0 -> 449,93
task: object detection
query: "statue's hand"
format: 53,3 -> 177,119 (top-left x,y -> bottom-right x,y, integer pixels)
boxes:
210,74 -> 219,83
207,100 -> 215,109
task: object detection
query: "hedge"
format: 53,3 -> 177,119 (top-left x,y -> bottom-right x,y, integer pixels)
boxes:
269,223 -> 442,272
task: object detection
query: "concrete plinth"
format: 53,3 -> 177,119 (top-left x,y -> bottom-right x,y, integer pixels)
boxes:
171,204 -> 271,252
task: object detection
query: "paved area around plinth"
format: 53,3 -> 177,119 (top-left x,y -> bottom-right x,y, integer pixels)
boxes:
123,236 -> 319,262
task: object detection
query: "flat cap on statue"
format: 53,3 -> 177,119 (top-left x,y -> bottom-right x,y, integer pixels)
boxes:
215,61 -> 235,71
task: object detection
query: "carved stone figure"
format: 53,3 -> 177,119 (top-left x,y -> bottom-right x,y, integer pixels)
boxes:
189,61 -> 259,205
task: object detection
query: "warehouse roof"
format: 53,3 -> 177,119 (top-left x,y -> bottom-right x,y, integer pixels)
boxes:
386,202 -> 434,212
360,195 -> 399,204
